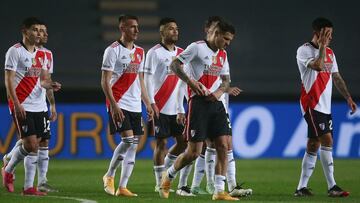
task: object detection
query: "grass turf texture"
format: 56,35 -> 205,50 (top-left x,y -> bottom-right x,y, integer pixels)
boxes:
1,159 -> 359,202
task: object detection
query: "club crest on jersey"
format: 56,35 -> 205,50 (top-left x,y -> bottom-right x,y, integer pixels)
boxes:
212,56 -> 217,64
130,53 -> 135,62
32,58 -> 36,66
319,123 -> 325,130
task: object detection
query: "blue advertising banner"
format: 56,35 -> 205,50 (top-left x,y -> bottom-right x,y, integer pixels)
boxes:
0,103 -> 359,159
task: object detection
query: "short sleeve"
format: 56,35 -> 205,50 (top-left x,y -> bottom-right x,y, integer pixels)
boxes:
138,49 -> 145,72
331,53 -> 339,73
296,46 -> 314,68
47,51 -> 54,74
220,54 -> 230,75
177,42 -> 198,64
101,47 -> 117,71
5,47 -> 19,71
143,49 -> 158,74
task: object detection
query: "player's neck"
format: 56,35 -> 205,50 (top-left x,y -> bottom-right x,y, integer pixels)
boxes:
205,39 -> 218,52
22,38 -> 36,53
161,40 -> 175,51
310,36 -> 319,48
119,38 -> 134,50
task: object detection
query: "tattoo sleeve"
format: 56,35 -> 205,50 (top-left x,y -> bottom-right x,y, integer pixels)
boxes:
219,75 -> 230,92
309,45 -> 326,71
170,59 -> 191,84
332,72 -> 351,100
46,89 -> 56,106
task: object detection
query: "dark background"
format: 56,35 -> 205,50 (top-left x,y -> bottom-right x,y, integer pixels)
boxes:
1,0 -> 359,103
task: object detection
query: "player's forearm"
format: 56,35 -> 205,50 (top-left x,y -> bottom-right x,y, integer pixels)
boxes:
309,45 -> 326,71
333,72 -> 352,100
218,75 -> 230,93
101,73 -> 117,106
170,59 -> 191,84
144,73 -> 155,104
46,89 -> 56,107
5,71 -> 20,105
139,73 -> 152,107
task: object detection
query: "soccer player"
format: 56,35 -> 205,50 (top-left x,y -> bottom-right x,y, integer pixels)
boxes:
2,17 -> 60,195
2,21 -> 59,193
159,20 -> 239,201
143,17 -> 194,196
295,17 -> 357,197
190,16 -> 252,197
101,14 -> 154,197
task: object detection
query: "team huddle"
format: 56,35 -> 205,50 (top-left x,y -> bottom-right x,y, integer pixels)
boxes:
2,15 -> 357,201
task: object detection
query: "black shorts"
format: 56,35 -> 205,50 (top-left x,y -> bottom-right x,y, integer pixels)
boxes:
304,109 -> 333,138
12,111 -> 50,139
108,109 -> 144,136
154,113 -> 184,138
185,96 -> 230,142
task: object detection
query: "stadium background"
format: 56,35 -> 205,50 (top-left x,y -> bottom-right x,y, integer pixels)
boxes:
1,0 -> 359,159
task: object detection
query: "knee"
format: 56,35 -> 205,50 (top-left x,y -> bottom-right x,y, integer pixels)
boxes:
39,139 -> 49,147
307,139 -> 320,153
186,149 -> 201,161
156,139 -> 167,150
320,134 -> 333,147
23,140 -> 38,153
215,142 -> 228,154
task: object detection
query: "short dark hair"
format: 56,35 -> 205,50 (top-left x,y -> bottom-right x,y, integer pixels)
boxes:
21,17 -> 41,30
118,14 -> 139,24
312,17 -> 333,32
204,16 -> 223,29
215,20 -> 235,35
38,20 -> 47,27
159,17 -> 177,28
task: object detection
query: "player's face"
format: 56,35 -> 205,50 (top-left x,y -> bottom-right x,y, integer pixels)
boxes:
24,24 -> 41,44
163,22 -> 179,43
215,31 -> 234,50
121,19 -> 139,41
39,25 -> 48,45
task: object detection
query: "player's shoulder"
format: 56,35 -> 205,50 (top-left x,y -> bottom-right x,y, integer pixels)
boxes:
6,43 -> 23,55
147,44 -> 162,54
12,43 -> 23,49
40,46 -> 53,55
326,46 -> 334,54
108,41 -> 120,49
195,40 -> 205,44
297,42 -> 315,53
175,46 -> 184,52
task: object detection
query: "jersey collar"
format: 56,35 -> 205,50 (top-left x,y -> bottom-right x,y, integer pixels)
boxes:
309,41 -> 319,49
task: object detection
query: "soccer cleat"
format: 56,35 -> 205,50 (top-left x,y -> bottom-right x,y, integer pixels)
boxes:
159,172 -> 171,198
206,182 -> 215,195
2,155 -> 15,181
229,183 -> 253,197
294,187 -> 314,197
38,182 -> 59,192
2,168 -> 14,192
103,174 -> 115,195
212,191 -> 239,201
22,187 -> 47,196
176,186 -> 196,196
328,185 -> 350,197
115,187 -> 138,197
191,186 -> 208,195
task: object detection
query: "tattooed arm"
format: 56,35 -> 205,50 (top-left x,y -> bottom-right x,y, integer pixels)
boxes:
333,72 -> 357,114
308,28 -> 332,71
170,58 -> 205,96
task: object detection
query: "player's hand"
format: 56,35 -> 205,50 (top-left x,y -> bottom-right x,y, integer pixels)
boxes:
347,97 -> 357,115
317,28 -> 331,47
51,81 -> 62,92
49,105 -> 57,122
176,113 -> 186,125
146,104 -> 154,122
14,103 -> 26,121
151,103 -> 160,119
188,79 -> 207,96
228,86 -> 242,96
206,89 -> 223,102
111,104 -> 125,123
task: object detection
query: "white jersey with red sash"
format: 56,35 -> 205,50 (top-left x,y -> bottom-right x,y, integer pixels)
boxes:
5,42 -> 48,113
296,42 -> 339,115
144,43 -> 183,115
177,40 -> 230,98
101,41 -> 145,113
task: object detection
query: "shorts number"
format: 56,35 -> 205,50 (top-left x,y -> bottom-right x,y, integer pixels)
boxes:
329,120 -> 333,130
43,118 -> 50,132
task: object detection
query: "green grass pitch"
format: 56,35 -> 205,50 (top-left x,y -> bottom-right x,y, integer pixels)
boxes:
1,159 -> 359,202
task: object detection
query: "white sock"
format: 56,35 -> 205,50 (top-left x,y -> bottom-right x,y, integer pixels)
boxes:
226,150 -> 237,191
106,136 -> 133,177
5,139 -> 23,160
154,165 -> 165,187
24,152 -> 37,190
214,175 -> 226,194
191,155 -> 205,188
5,145 -> 28,173
119,137 -> 138,188
178,163 -> 193,188
297,152 -> 317,190
37,147 -> 49,185
320,146 -> 336,189
205,147 -> 216,185
164,153 -> 177,169
167,165 -> 178,181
